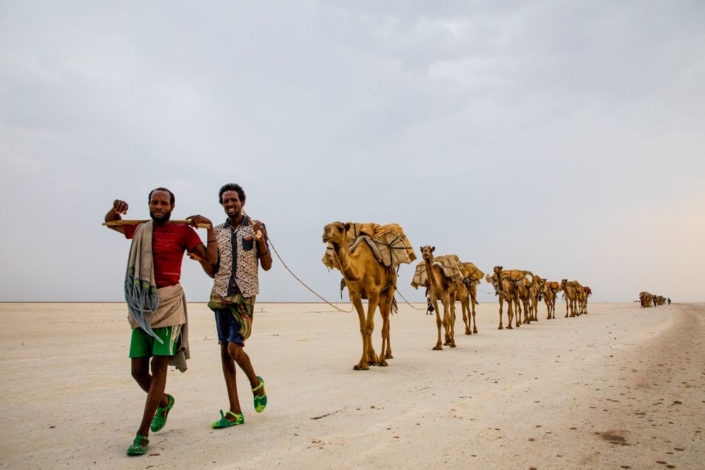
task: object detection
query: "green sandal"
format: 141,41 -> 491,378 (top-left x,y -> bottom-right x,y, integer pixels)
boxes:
252,376 -> 267,413
151,394 -> 175,433
126,434 -> 149,456
211,410 -> 244,429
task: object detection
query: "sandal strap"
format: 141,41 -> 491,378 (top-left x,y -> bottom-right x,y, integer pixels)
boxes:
252,377 -> 265,392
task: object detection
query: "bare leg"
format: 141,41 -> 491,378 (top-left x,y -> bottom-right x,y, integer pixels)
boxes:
134,356 -> 169,437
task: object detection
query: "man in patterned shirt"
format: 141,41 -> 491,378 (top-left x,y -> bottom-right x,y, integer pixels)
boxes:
193,183 -> 272,428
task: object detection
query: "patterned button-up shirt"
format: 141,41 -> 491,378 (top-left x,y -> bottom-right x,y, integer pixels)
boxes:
211,216 -> 267,299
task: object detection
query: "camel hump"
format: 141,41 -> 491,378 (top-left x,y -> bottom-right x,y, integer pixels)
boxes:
461,262 -> 484,281
323,221 -> 416,271
411,253 -> 463,289
501,269 -> 525,281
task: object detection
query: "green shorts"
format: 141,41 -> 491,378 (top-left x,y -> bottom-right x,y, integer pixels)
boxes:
129,326 -> 178,358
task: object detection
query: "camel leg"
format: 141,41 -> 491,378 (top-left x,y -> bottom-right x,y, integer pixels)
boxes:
379,293 -> 393,363
514,298 -> 521,328
462,299 -> 471,335
378,309 -> 390,366
449,302 -> 457,347
365,294 -> 380,366
507,298 -> 514,330
441,296 -> 453,347
471,288 -> 479,334
432,298 -> 443,350
498,297 -> 504,330
351,296 -> 370,371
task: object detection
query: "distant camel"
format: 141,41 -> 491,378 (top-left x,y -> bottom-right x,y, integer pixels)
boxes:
561,279 -> 582,317
486,266 -> 524,330
542,281 -> 562,319
421,246 -> 457,350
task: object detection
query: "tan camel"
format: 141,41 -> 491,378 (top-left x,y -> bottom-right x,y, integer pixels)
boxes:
542,281 -> 562,319
577,286 -> 591,314
516,271 -> 538,325
531,276 -> 545,322
460,262 -> 483,334
454,279 -> 473,336
420,246 -> 457,350
485,266 -> 522,330
561,279 -> 582,317
639,291 -> 653,308
323,222 -> 397,370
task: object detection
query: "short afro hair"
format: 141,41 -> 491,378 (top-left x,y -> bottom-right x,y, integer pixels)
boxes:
219,183 -> 246,204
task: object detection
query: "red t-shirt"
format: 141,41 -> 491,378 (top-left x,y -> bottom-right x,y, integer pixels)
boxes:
124,223 -> 203,288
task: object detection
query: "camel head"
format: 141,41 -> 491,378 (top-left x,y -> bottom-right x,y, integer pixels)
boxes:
561,279 -> 568,289
322,222 -> 350,245
420,245 -> 435,260
493,266 -> 503,277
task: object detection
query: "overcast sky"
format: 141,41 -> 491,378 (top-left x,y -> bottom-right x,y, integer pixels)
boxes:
1,1 -> 704,304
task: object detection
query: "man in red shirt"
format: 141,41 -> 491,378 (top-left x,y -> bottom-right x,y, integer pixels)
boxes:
105,187 -> 215,456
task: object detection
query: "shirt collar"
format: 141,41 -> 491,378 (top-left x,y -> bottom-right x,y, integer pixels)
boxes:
223,215 -> 250,229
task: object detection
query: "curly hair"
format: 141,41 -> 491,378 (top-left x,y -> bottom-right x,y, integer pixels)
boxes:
218,183 -> 246,204
148,187 -> 175,205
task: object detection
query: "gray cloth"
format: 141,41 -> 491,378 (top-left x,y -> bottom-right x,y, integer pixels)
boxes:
124,221 -> 161,343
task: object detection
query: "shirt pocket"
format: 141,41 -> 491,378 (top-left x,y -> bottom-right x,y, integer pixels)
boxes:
242,236 -> 255,251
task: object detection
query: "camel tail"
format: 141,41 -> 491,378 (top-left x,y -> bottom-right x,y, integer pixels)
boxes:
392,296 -> 398,314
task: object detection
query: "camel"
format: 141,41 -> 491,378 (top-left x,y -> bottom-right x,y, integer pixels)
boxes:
579,286 -> 592,315
485,266 -> 523,330
639,291 -> 653,308
516,271 -> 540,324
420,246 -> 457,350
454,278 -> 474,336
561,279 -> 582,317
460,263 -> 483,334
323,222 -> 397,370
542,280 -> 562,319
530,276 -> 544,322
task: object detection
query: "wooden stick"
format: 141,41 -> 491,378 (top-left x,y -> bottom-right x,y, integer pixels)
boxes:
103,220 -> 212,229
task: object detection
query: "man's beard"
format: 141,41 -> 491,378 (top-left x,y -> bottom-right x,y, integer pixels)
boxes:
150,211 -> 171,224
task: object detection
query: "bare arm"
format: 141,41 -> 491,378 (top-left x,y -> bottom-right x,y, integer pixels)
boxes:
105,200 -> 129,234
187,215 -> 217,265
253,220 -> 273,271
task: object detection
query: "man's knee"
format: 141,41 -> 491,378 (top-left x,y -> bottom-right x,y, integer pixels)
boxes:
131,357 -> 149,378
227,342 -> 245,361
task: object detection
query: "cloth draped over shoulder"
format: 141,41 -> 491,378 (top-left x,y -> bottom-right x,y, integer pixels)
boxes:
410,254 -> 465,289
322,222 -> 416,269
125,221 -> 160,341
124,221 -> 190,372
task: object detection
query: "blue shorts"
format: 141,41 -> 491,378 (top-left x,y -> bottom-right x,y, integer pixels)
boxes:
214,309 -> 245,346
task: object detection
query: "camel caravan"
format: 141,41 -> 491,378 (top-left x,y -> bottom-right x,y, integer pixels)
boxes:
322,221 -> 595,369
482,268 -> 592,329
639,291 -> 669,307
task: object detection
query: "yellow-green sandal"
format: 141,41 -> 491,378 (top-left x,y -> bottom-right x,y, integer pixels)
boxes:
211,410 -> 244,429
252,376 -> 267,413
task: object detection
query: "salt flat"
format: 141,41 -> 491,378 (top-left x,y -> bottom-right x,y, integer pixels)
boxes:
0,301 -> 703,469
